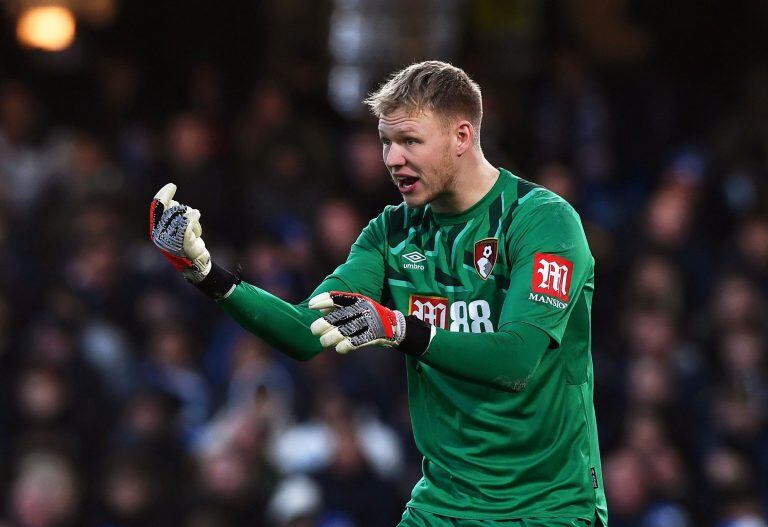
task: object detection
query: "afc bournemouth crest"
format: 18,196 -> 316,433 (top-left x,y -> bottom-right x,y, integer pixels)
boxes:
473,238 -> 499,280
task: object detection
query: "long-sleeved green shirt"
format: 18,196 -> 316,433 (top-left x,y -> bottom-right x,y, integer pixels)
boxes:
219,169 -> 607,524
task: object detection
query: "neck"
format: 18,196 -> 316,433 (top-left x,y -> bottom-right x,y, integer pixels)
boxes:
431,152 -> 500,214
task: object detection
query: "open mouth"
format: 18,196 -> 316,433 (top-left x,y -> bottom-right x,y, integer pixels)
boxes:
395,176 -> 419,193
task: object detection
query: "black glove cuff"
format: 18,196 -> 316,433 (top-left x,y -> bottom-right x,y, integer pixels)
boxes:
193,262 -> 242,300
399,315 -> 432,357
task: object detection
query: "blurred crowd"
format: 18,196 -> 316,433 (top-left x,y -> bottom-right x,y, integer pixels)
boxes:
1,1 -> 768,527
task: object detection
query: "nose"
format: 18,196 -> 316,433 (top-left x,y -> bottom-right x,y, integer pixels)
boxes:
384,143 -> 406,169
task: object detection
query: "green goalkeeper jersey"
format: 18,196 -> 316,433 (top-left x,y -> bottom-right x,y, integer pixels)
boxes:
219,169 -> 607,524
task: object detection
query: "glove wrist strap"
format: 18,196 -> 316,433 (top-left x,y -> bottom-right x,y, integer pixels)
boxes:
399,315 -> 432,357
193,262 -> 241,300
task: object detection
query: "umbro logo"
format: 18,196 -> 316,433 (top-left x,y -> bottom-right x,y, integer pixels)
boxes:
402,251 -> 426,270
403,251 -> 426,263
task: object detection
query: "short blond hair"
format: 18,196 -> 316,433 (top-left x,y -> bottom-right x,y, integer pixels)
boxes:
364,61 -> 483,144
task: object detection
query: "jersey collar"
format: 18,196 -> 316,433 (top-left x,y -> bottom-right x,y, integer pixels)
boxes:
430,168 -> 511,226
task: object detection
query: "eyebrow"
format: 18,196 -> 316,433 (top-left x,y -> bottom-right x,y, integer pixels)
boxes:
378,126 -> 421,137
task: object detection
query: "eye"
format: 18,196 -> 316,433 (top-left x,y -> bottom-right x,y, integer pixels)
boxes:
381,138 -> 391,146
405,138 -> 418,146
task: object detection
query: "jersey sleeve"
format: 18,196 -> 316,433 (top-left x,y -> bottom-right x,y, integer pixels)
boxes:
499,197 -> 594,347
216,210 -> 390,361
417,197 -> 593,390
419,322 -> 551,391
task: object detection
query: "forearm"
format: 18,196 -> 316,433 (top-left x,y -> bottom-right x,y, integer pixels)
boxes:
218,280 -> 346,361
417,322 -> 550,391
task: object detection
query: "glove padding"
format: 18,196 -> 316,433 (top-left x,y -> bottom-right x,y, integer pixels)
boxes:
149,183 -> 211,283
309,291 -> 407,354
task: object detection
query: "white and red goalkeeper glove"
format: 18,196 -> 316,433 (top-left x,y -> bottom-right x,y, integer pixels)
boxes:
309,291 -> 433,356
149,183 -> 239,299
149,183 -> 211,282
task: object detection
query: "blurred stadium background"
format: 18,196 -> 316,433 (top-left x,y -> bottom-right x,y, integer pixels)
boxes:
0,0 -> 767,526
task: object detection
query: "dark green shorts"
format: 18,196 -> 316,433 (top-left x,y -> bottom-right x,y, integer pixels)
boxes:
398,508 -> 594,527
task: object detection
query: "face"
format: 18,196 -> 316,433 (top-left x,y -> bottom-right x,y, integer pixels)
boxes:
378,107 -> 457,209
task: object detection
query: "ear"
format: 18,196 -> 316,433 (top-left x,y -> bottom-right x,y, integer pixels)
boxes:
455,120 -> 474,156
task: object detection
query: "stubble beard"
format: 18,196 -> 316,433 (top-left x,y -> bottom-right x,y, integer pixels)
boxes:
399,145 -> 458,209
417,149 -> 458,210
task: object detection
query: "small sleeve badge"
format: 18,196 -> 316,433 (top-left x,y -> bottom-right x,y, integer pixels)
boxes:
531,253 -> 573,302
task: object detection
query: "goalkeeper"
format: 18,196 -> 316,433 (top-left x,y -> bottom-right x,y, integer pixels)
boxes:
150,61 -> 608,527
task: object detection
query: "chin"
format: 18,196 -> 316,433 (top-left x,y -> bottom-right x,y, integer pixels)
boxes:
402,194 -> 430,209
